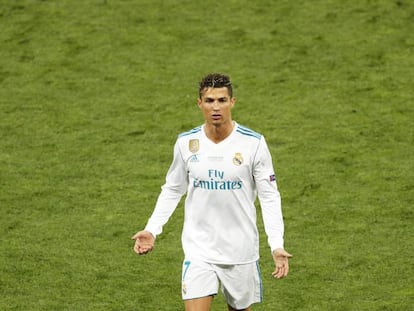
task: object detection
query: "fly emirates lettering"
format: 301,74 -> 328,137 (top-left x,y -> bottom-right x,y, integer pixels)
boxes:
193,169 -> 242,190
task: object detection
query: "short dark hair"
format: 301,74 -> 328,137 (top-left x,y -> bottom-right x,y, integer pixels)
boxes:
199,73 -> 233,98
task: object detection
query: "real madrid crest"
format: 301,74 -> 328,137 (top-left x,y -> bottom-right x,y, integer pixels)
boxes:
233,152 -> 243,166
189,139 -> 199,153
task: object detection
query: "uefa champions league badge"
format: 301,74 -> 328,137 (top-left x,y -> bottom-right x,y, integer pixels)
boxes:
233,152 -> 243,166
189,139 -> 199,153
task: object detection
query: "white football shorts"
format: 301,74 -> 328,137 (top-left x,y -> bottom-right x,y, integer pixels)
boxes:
181,259 -> 263,309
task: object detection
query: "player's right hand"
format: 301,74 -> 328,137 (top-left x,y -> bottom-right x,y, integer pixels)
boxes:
131,230 -> 155,255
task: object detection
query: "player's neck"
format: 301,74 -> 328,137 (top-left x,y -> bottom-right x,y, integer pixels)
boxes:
204,121 -> 235,143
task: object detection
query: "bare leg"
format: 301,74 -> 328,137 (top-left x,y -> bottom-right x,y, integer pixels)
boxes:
185,296 -> 213,311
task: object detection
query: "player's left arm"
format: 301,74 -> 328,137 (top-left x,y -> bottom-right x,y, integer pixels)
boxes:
254,136 -> 292,278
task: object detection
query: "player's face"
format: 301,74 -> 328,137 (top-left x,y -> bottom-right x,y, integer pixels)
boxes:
197,87 -> 235,127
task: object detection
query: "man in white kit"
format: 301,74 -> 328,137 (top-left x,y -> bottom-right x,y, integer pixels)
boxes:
132,73 -> 292,311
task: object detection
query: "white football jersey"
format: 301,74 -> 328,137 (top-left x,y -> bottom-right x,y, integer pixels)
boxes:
145,122 -> 284,264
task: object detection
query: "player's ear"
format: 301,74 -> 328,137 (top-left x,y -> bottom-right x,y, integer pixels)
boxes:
230,97 -> 236,108
197,98 -> 202,109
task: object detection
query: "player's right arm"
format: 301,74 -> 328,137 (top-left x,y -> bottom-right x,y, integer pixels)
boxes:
132,140 -> 187,255
144,140 -> 188,236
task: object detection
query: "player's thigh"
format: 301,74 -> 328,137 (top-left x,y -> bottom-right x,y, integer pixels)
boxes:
217,262 -> 262,310
182,260 -> 219,300
185,296 -> 213,311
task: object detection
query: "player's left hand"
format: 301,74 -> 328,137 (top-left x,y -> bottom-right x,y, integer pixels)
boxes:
272,248 -> 292,279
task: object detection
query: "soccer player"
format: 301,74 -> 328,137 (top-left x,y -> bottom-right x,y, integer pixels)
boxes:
132,73 -> 292,311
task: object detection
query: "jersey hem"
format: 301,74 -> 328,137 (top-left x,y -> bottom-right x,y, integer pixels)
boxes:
183,255 -> 260,265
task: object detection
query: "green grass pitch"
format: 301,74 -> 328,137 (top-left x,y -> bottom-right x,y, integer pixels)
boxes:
0,0 -> 413,310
